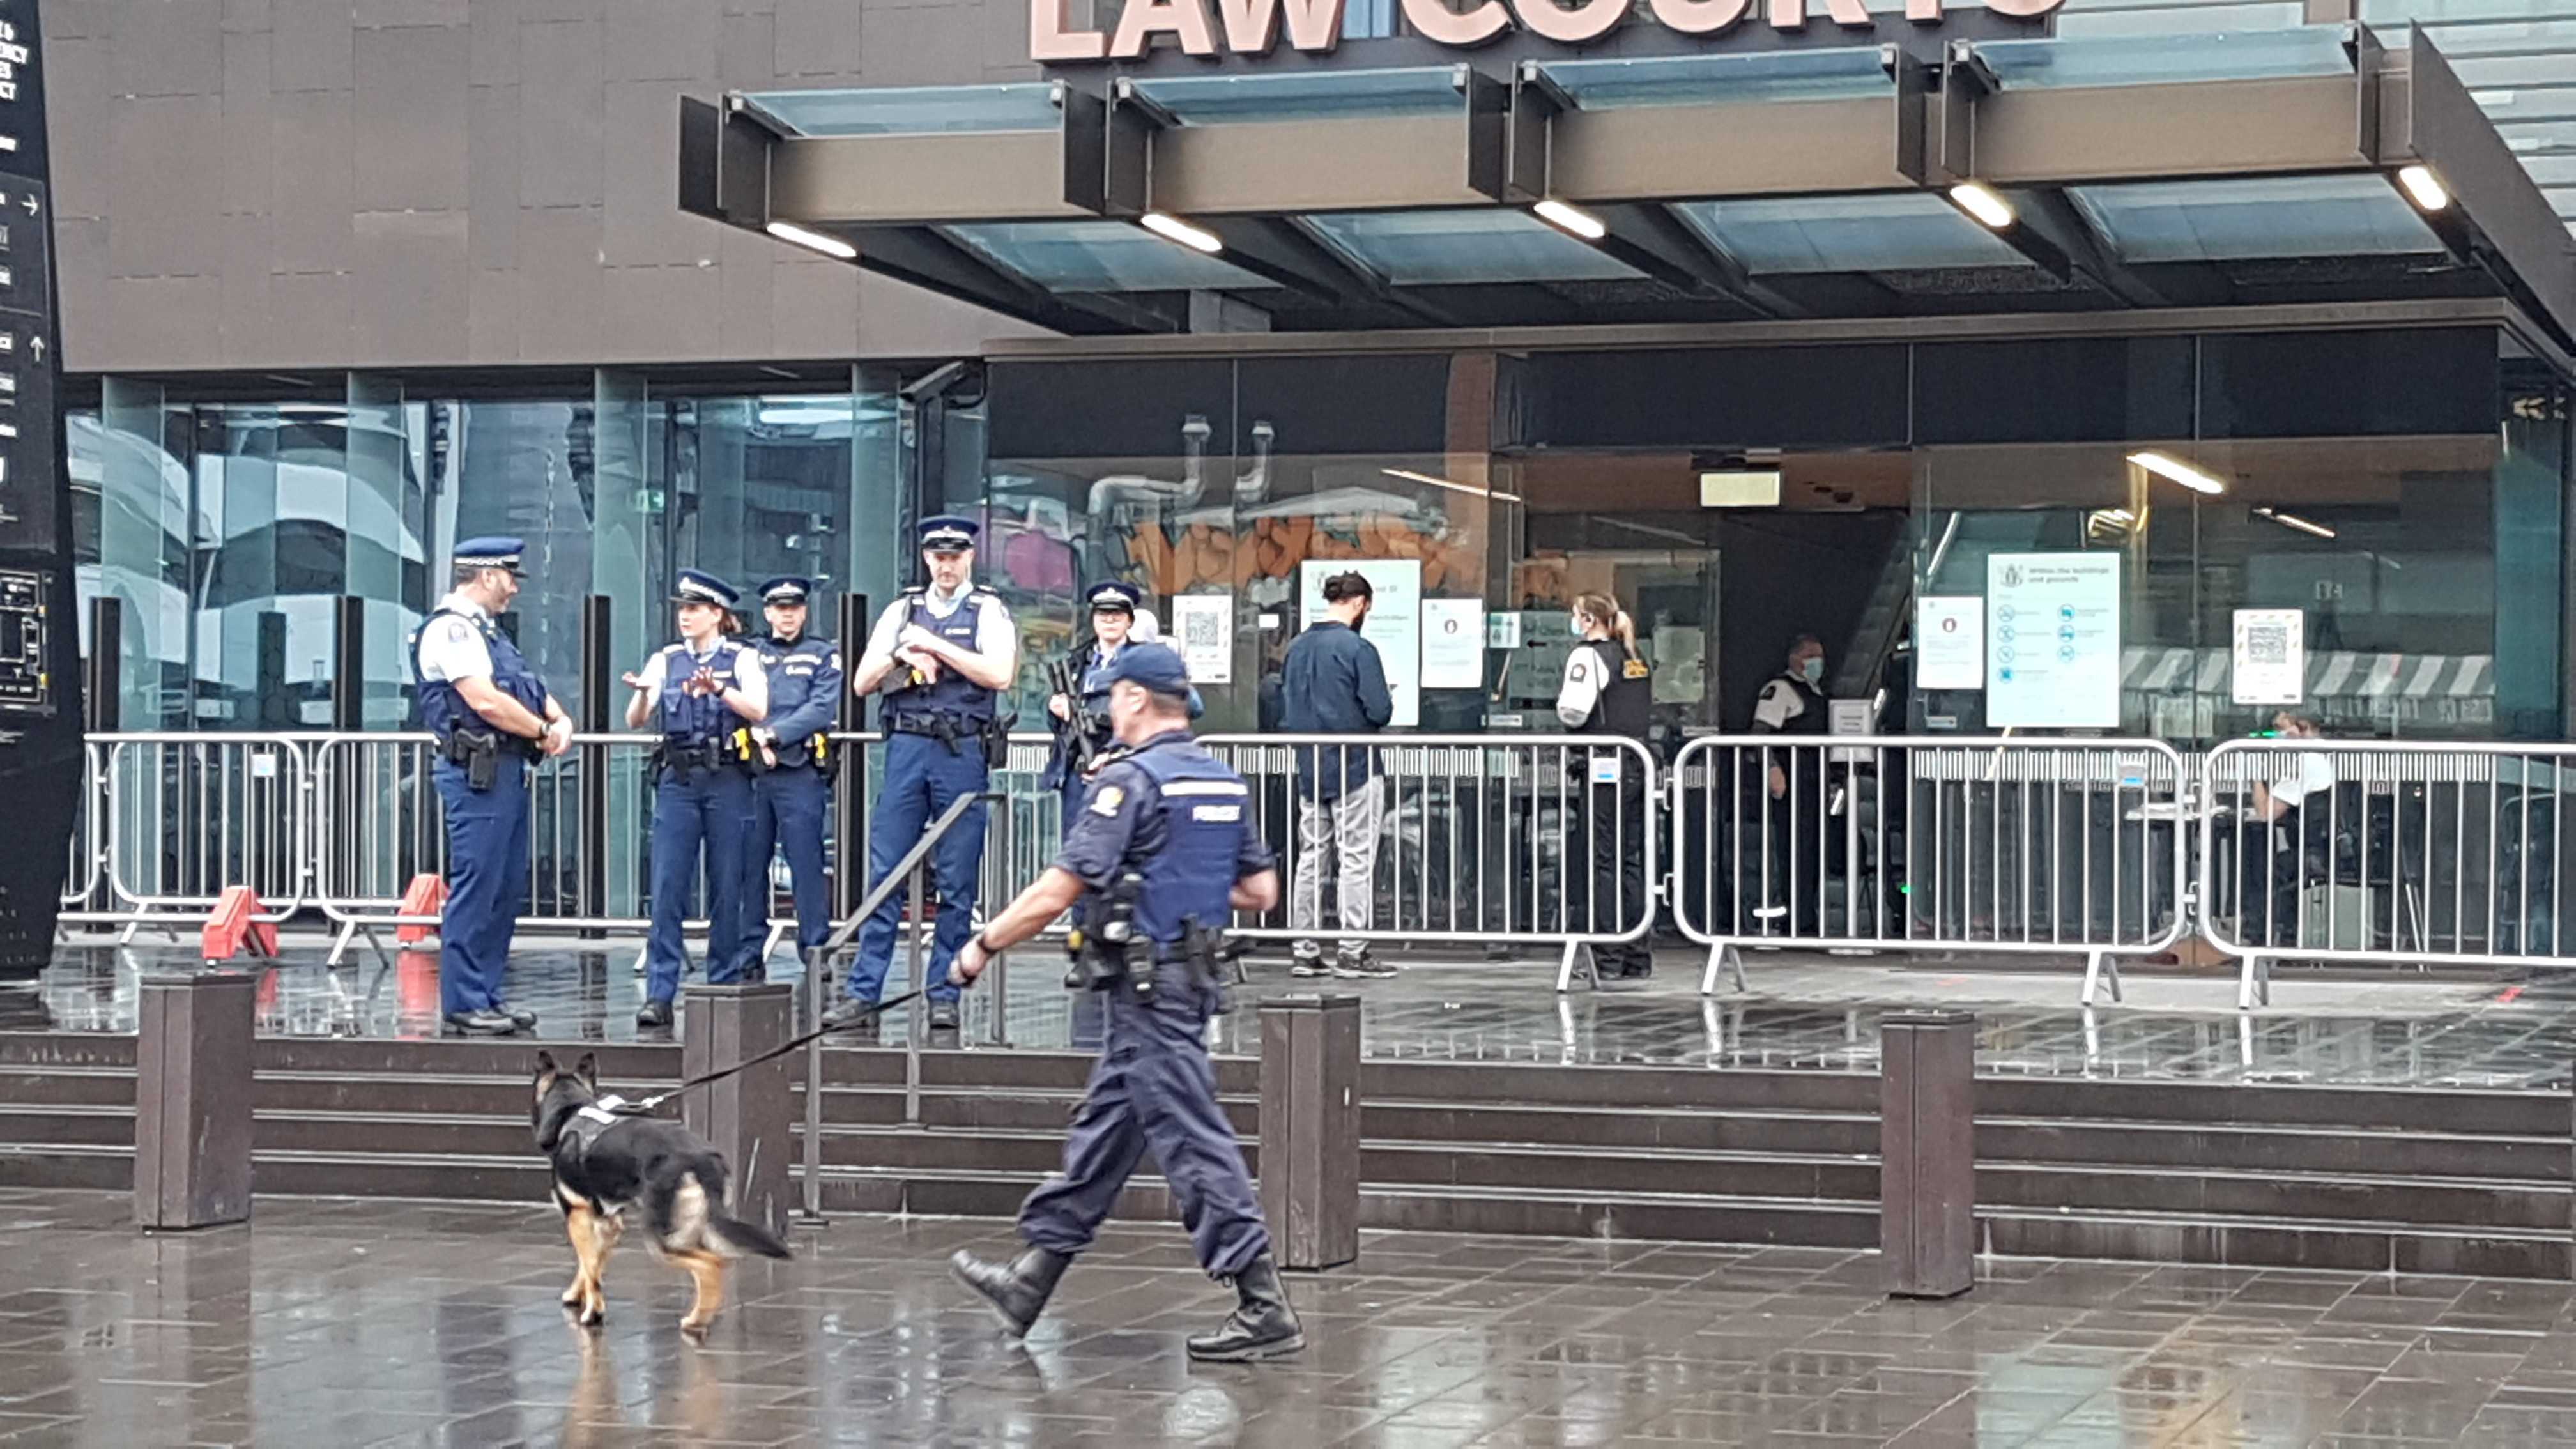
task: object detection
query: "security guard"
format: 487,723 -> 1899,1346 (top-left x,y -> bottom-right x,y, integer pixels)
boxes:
1556,591 -> 1654,979
828,516 -> 1019,1036
1751,632 -> 1834,936
411,536 -> 574,1036
945,643 -> 1303,1363
624,570 -> 770,1029
1042,581 -> 1144,825
730,576 -> 843,982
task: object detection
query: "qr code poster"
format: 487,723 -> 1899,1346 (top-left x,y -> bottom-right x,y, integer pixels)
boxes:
2231,608 -> 2304,707
1170,594 -> 1233,685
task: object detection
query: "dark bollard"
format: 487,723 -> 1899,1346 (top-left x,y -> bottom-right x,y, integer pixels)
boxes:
1880,1010 -> 1977,1298
682,983 -> 797,1242
134,972 -> 257,1230
1258,993 -> 1361,1271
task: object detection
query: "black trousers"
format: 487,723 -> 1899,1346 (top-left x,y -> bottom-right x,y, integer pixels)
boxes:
1570,771 -> 1651,972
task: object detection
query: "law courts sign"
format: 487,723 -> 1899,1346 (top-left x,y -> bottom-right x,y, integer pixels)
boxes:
1033,0 -> 2061,63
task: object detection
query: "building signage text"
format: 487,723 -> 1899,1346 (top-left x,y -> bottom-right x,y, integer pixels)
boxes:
1033,0 -> 2063,63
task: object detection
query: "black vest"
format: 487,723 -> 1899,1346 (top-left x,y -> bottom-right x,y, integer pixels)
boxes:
1774,672 -> 1831,736
1575,639 -> 1652,740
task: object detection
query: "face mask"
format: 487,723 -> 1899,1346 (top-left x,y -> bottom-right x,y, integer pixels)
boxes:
1800,657 -> 1825,686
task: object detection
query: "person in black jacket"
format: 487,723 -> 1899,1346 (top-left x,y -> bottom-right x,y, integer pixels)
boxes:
1556,592 -> 1654,979
1751,632 -> 1835,937
1278,572 -> 1395,979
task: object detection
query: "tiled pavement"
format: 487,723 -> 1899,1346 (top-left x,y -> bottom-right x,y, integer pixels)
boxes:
2,1188 -> 2575,1446
24,935 -> 2576,1089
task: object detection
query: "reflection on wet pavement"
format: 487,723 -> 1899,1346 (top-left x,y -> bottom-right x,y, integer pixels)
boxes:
0,1187 -> 2572,1445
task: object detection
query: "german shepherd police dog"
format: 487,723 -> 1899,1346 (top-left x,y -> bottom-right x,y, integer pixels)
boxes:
532,1051 -> 792,1334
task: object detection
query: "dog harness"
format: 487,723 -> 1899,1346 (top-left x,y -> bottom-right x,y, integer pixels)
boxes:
562,1096 -> 632,1159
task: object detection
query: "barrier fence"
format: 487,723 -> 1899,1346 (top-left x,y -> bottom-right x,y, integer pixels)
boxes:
47,729 -> 2576,1008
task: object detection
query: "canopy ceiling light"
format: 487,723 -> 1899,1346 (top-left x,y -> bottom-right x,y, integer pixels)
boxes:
1140,211 -> 1223,254
2127,450 -> 2227,495
1947,181 -> 2016,231
764,220 -> 857,260
2396,164 -> 2451,212
2255,506 -> 2337,539
1532,198 -> 1607,241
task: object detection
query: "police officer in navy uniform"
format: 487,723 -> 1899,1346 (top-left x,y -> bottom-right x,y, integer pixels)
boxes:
1042,581 -> 1144,825
411,537 -> 574,1036
730,576 -> 843,983
827,516 -> 1020,1036
624,570 -> 770,1030
944,643 -> 1304,1363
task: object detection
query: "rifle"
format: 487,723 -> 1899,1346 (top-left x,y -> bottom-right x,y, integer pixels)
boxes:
1048,654 -> 1108,781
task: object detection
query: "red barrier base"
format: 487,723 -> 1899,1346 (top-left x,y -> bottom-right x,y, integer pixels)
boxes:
200,887 -> 279,964
395,875 -> 447,946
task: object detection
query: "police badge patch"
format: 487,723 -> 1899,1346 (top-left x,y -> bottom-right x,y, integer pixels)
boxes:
1090,785 -> 1125,816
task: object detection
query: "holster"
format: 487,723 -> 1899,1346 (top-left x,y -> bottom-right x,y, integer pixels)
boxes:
730,728 -> 774,776
1177,915 -> 1249,1016
983,712 -> 1016,770
441,729 -> 501,791
1063,871 -> 1146,997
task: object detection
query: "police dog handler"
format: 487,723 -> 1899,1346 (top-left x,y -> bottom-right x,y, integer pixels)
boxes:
624,570 -> 769,1031
412,536 -> 574,1036
945,643 -> 1305,1363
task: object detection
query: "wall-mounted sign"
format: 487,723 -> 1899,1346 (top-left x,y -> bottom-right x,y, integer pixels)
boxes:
1299,558 -> 1422,726
1986,553 -> 2121,730
1915,595 -> 1983,691
1421,597 -> 1484,689
2231,608 -> 2304,707
1033,0 -> 2064,63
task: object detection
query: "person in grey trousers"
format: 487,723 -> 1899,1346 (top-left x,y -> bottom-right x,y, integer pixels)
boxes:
1278,571 -> 1397,978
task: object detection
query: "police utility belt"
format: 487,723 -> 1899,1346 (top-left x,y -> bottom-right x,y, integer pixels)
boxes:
889,710 -> 1011,769
651,735 -> 744,781
726,727 -> 834,779
1062,871 -> 1250,1013
436,727 -> 539,790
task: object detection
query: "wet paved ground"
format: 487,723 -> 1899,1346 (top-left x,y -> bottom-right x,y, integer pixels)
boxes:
20,935 -> 2576,1089
4,1186 -> 2576,1446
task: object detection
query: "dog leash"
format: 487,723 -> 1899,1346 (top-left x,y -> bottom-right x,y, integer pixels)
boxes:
610,988 -> 930,1117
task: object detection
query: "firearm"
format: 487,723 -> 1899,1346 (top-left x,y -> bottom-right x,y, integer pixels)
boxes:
1063,870 -> 1147,999
1177,914 -> 1251,1016
1047,655 -> 1107,781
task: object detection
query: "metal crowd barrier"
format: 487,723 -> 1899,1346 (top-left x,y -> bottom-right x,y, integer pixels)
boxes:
1198,733 -> 1660,990
1673,736 -> 2192,1006
2200,739 -> 2576,1009
102,732 -> 318,938
57,742 -> 109,921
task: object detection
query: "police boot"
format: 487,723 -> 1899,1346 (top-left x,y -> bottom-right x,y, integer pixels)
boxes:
1186,1254 -> 1305,1363
949,1245 -> 1071,1338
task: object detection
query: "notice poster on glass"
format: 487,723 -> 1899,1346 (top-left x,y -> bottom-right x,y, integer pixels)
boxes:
1986,553 -> 2122,728
1300,559 -> 1422,726
1170,594 -> 1233,684
1915,595 -> 1985,691
2231,608 -> 2304,706
1420,598 -> 1484,690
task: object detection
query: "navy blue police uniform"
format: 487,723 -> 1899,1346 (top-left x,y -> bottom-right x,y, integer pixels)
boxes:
411,536 -> 550,1033
1042,581 -> 1143,825
844,516 -> 1011,1016
733,576 -> 843,979
641,571 -> 761,1017
948,644 -> 1303,1363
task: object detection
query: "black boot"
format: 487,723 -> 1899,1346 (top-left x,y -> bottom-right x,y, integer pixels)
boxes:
949,1245 -> 1071,1337
1186,1254 -> 1305,1362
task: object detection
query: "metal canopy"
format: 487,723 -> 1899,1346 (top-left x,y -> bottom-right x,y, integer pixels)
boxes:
678,26 -> 2576,348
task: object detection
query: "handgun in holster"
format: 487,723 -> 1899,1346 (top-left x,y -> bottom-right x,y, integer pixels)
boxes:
984,711 -> 1017,771
1063,870 -> 1146,999
1177,914 -> 1251,1016
441,729 -> 502,791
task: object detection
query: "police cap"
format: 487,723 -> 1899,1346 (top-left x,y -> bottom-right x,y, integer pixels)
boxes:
671,569 -> 739,608
1085,581 -> 1142,615
758,576 -> 813,606
453,535 -> 525,574
1097,641 -> 1191,699
917,515 -> 980,552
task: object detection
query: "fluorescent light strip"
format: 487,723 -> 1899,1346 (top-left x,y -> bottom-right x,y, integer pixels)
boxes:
1948,181 -> 2016,230
1532,199 -> 1606,241
1140,211 -> 1223,254
1383,468 -> 1522,503
2396,164 -> 2450,212
2255,507 -> 2336,540
764,220 -> 856,260
2126,450 -> 2227,496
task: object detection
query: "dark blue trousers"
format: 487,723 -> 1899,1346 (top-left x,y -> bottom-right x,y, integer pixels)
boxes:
1018,970 -> 1271,1278
843,732 -> 987,1006
736,764 -> 832,976
433,757 -> 528,1017
643,764 -> 753,1006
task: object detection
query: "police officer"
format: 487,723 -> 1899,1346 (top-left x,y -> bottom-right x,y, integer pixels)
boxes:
624,570 -> 770,1030
1751,632 -> 1834,936
827,516 -> 1019,1036
1556,592 -> 1654,979
945,643 -> 1303,1363
731,576 -> 843,982
1042,581 -> 1144,825
412,537 -> 574,1036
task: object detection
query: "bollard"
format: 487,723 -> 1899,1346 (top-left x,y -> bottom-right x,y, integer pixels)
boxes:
134,972 -> 257,1230
1880,1009 -> 1977,1298
682,983 -> 798,1243
1257,993 -> 1361,1271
